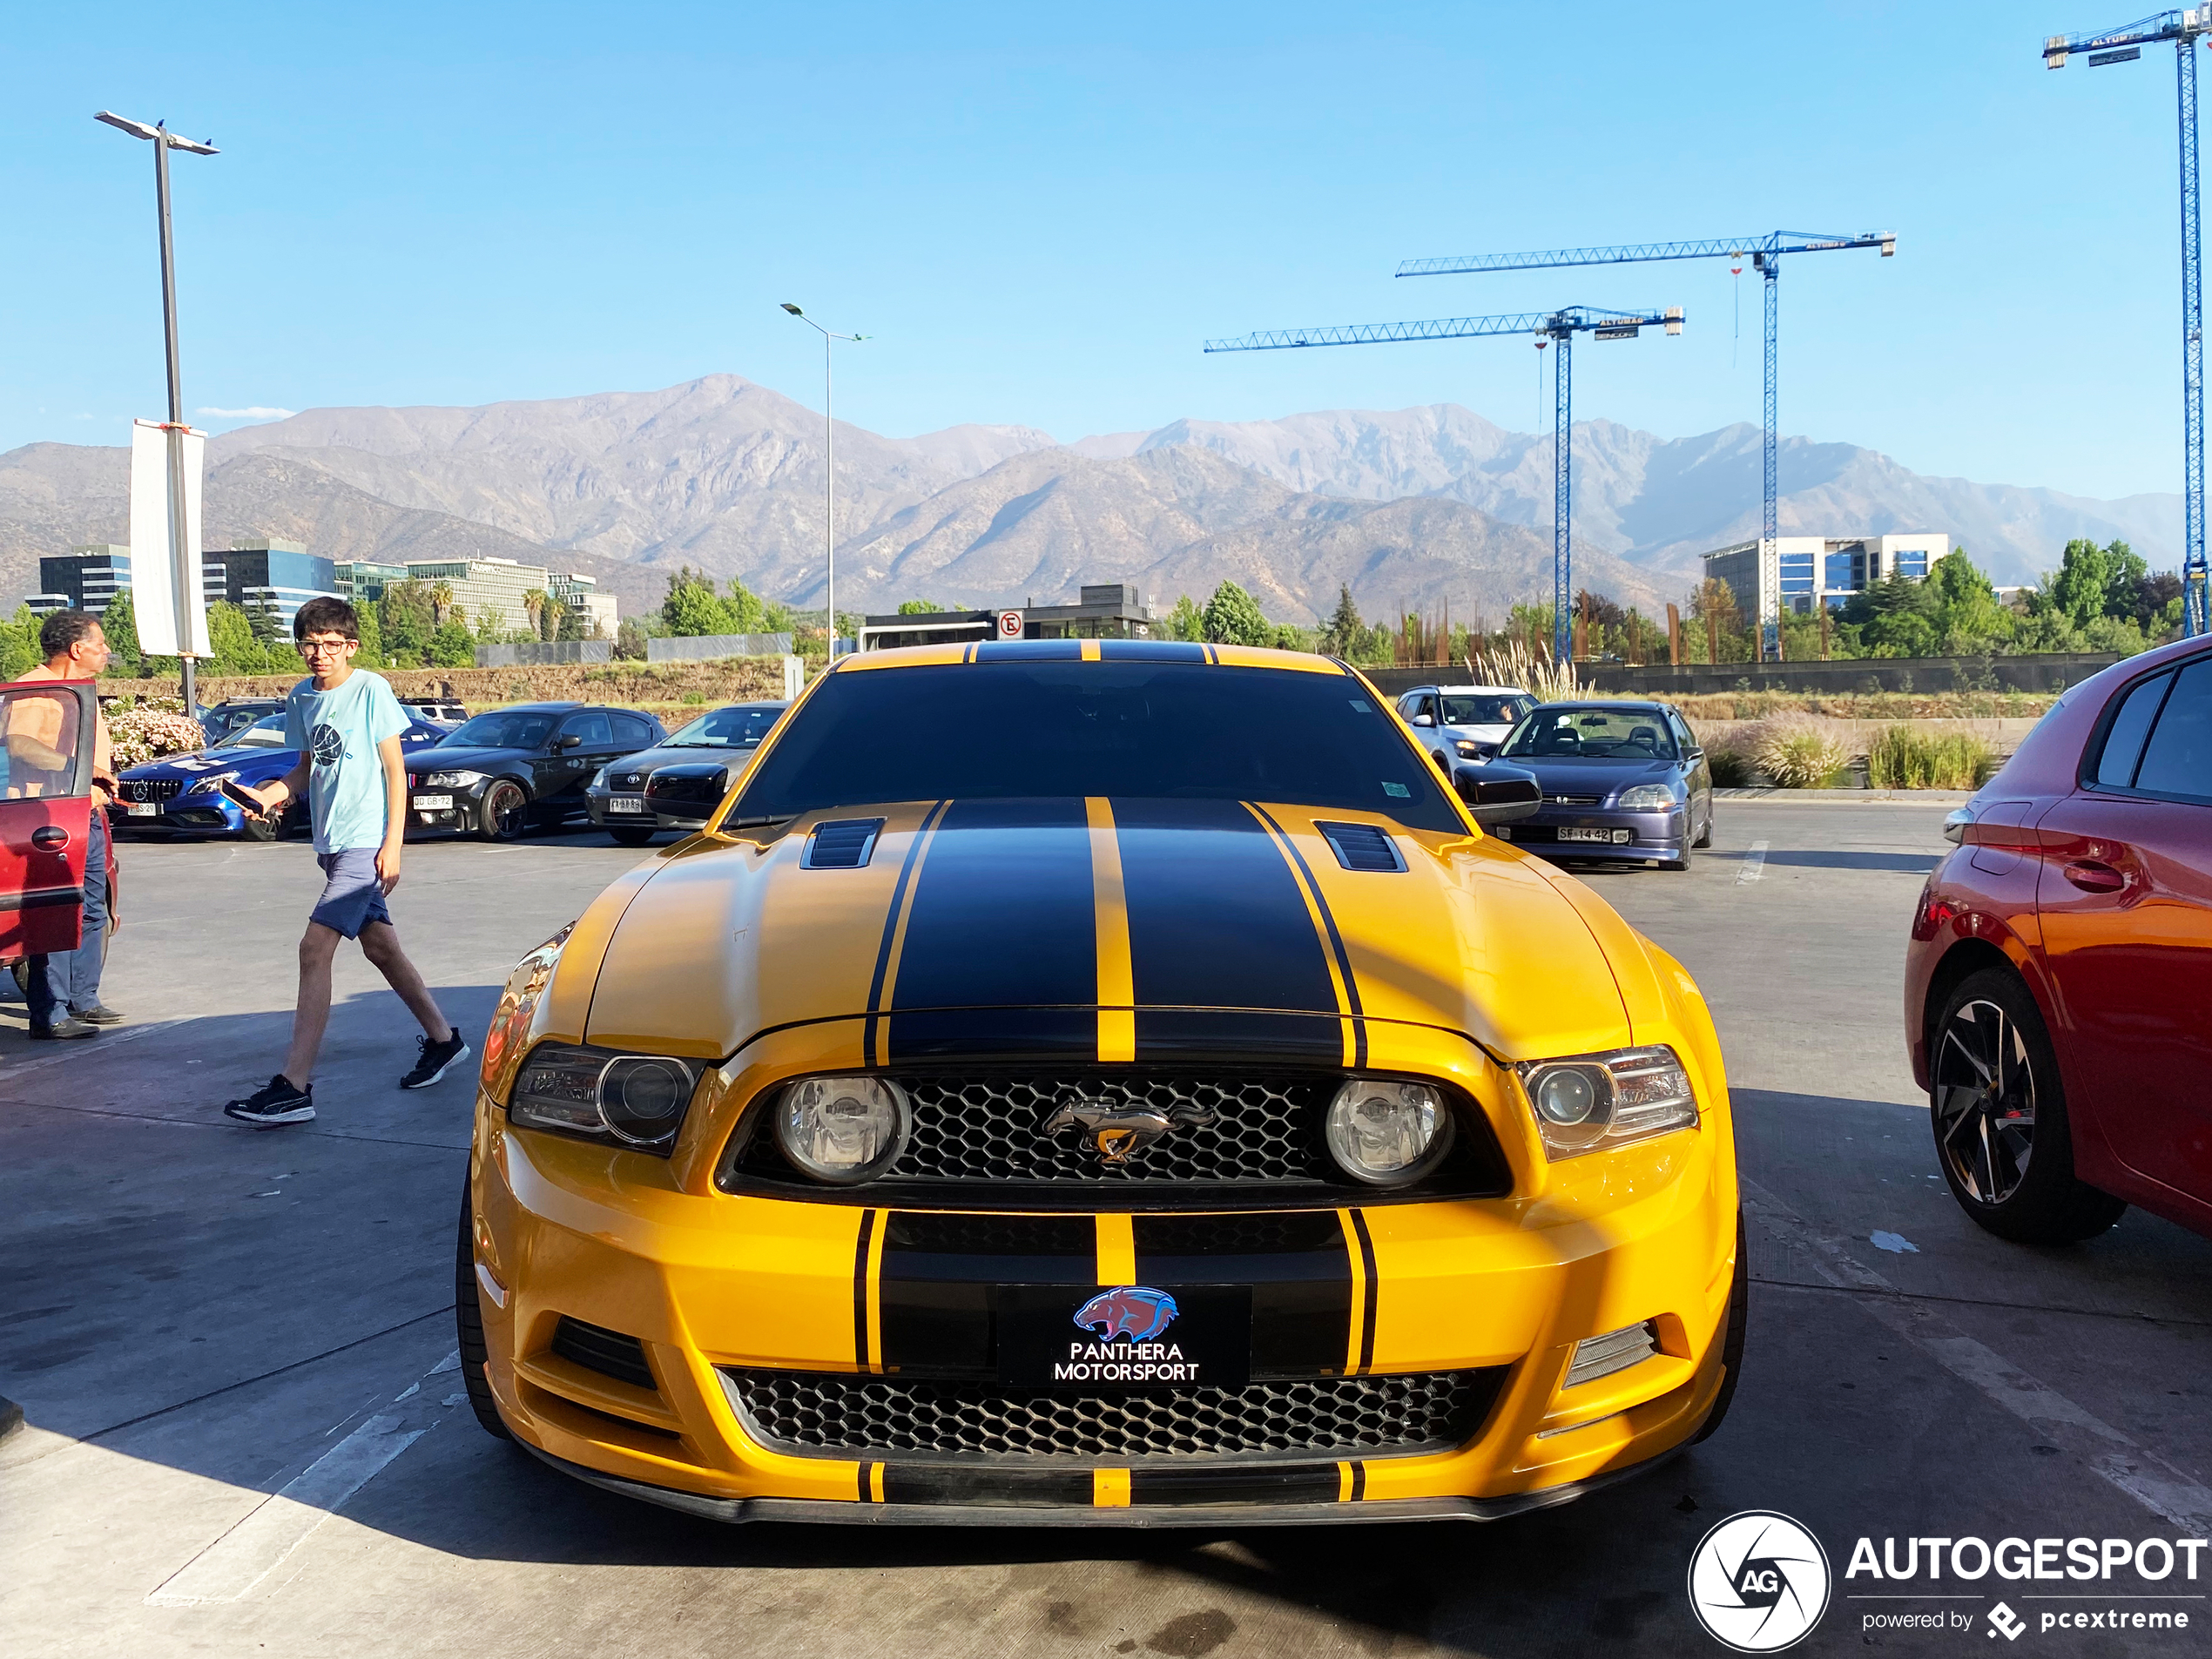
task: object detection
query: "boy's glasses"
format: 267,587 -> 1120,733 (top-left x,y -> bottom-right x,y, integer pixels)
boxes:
299,639 -> 353,656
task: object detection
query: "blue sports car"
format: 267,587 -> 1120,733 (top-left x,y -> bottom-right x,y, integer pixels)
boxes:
109,711 -> 450,842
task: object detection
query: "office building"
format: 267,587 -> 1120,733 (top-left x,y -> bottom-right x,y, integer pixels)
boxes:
859,582 -> 1154,651
210,539 -> 340,633
1702,534 -> 1952,623
27,546 -> 133,617
550,571 -> 619,637
402,557 -> 548,635
334,561 -> 409,604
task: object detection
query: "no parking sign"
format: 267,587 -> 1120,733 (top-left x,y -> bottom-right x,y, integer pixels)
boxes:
995,610 -> 1024,640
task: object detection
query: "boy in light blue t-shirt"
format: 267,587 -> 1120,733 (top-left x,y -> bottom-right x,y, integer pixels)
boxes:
223,597 -> 469,1127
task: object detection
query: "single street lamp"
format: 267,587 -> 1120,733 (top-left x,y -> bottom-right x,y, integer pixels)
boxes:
97,111 -> 219,710
780,304 -> 866,659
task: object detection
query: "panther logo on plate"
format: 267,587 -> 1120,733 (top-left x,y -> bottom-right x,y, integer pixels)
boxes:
1073,1285 -> 1180,1343
310,723 -> 344,765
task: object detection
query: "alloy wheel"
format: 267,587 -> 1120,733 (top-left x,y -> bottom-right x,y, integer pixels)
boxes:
1931,998 -> 2036,1204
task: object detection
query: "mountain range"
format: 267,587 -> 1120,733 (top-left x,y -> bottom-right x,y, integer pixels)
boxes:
0,374 -> 2180,626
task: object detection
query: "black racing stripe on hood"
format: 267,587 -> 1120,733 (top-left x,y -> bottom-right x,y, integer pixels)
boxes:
886,1008 -> 1097,1063
1248,801 -> 1366,1069
1112,797 -> 1337,1015
864,799 -> 949,1064
878,1213 -> 1093,1379
1130,1010 -> 1345,1063
888,797 -> 1096,1014
1133,1212 -> 1352,1381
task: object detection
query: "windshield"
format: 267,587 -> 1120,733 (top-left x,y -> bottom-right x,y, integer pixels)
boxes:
1440,693 -> 1534,726
667,705 -> 783,748
233,713 -> 289,747
736,663 -> 1461,832
1502,706 -> 1679,761
440,711 -> 556,751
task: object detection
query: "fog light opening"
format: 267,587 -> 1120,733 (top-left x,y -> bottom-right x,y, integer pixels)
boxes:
1324,1077 -> 1453,1186
1564,1320 -> 1659,1389
775,1076 -> 911,1184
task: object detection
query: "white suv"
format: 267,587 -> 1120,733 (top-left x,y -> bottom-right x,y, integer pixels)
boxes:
1395,684 -> 1537,765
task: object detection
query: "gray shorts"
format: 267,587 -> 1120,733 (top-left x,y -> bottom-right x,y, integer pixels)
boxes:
310,847 -> 393,939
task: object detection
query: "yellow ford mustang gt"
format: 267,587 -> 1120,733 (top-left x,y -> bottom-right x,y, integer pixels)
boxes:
458,638 -> 1742,1526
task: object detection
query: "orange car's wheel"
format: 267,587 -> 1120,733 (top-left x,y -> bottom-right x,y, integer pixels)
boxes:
1930,968 -> 2124,1245
455,1177 -> 514,1442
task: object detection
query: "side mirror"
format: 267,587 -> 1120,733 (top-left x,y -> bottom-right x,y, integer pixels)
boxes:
1409,713 -> 1435,728
558,733 -> 583,750
1452,761 -> 1542,826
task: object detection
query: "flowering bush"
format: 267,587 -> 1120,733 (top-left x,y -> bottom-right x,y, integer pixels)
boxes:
108,704 -> 205,769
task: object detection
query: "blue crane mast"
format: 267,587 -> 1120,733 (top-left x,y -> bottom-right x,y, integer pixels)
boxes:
1398,233 -> 1892,652
1205,307 -> 1683,664
2045,11 -> 2212,636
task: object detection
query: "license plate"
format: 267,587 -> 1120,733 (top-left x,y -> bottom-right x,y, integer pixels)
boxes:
126,802 -> 158,817
414,794 -> 454,810
607,795 -> 645,813
1559,826 -> 1631,844
995,1284 -> 1251,1388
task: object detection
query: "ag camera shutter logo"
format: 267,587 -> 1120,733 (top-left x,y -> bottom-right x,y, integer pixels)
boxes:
1687,1510 -> 1831,1652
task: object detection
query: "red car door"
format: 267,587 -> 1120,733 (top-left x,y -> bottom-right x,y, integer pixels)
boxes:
2036,652 -> 2212,1208
0,680 -> 96,960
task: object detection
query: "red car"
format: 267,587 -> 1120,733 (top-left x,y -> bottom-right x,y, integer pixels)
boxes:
0,680 -> 102,966
1905,632 -> 2212,1245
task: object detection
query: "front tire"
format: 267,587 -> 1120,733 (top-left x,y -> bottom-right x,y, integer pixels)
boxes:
455,1177 -> 514,1442
239,810 -> 279,844
478,780 -> 530,843
1929,968 -> 2125,1244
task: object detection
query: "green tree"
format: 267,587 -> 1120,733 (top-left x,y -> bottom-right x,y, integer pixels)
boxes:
0,604 -> 42,681
1161,595 -> 1204,643
1319,586 -> 1362,658
1200,581 -> 1271,646
2046,539 -> 2113,631
380,580 -> 435,665
662,567 -> 727,636
615,616 -> 650,659
895,597 -> 941,616
1927,550 -> 2013,652
354,603 -> 385,668
206,602 -> 263,673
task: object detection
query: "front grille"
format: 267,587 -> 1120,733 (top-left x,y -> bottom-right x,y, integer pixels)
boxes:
722,1368 -> 1501,1462
550,1316 -> 658,1391
118,778 -> 183,803
1547,794 -> 1605,806
726,1071 -> 1514,1200
610,772 -> 648,791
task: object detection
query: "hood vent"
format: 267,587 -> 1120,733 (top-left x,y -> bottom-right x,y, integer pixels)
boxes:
1313,820 -> 1405,873
803,817 -> 885,870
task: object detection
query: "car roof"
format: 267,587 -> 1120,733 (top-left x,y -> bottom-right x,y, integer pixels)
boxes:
1540,700 -> 1671,712
1407,684 -> 1530,696
835,639 -> 1356,674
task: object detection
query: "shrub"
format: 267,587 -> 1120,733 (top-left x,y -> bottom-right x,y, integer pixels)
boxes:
109,702 -> 205,769
1749,712 -> 1851,788
1701,726 -> 1758,787
1866,725 -> 1998,790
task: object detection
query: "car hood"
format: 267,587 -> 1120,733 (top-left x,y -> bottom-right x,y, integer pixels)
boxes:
123,745 -> 296,780
596,743 -> 759,784
1507,757 -> 1682,799
410,745 -> 531,773
1441,722 -> 1514,743
558,796 -> 1645,1064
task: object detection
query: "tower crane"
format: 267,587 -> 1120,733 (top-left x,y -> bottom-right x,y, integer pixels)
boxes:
2045,11 -> 2211,635
1398,233 -> 1893,650
1204,306 -> 1683,663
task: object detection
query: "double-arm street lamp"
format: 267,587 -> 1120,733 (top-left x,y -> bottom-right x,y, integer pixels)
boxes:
779,304 -> 865,658
96,111 -> 219,708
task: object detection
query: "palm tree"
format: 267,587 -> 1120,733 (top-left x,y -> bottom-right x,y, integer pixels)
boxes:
521,588 -> 546,641
430,580 -> 455,628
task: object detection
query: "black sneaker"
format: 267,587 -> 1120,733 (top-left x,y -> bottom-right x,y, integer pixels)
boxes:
225,1075 -> 315,1127
69,1003 -> 125,1026
30,1018 -> 99,1040
401,1031 -> 471,1090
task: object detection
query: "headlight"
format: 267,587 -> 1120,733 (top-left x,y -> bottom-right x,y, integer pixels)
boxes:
185,769 -> 240,795
1615,784 -> 1681,810
774,1076 -> 911,1184
1323,1076 -> 1453,1185
1453,739 -> 1487,758
509,1042 -> 699,1153
1515,1046 -> 1696,1159
590,765 -> 610,788
421,769 -> 486,789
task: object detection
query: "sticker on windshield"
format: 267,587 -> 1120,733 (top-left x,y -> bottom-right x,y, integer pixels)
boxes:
1381,781 -> 1410,798
1349,699 -> 1372,713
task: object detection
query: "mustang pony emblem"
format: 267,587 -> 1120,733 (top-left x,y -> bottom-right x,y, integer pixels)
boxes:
1073,1285 -> 1180,1343
1039,1096 -> 1215,1164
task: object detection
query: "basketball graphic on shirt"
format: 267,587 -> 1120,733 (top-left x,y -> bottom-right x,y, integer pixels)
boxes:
310,723 -> 344,765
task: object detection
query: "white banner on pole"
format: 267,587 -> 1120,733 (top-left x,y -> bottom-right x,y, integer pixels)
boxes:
126,418 -> 212,658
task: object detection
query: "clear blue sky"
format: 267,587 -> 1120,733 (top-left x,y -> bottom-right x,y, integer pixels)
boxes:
0,1 -> 2196,502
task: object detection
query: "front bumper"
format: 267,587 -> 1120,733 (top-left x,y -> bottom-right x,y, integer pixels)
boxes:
410,788 -> 489,833
469,1025 -> 1737,1525
1494,806 -> 1683,864
585,787 -> 705,833
109,794 -> 246,836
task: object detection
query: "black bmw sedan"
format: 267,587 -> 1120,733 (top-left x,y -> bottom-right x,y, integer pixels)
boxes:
407,702 -> 665,840
583,699 -> 788,845
1487,700 -> 1714,871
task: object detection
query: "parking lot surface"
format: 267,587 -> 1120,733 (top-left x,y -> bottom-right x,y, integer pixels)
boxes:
4,805 -> 2209,1657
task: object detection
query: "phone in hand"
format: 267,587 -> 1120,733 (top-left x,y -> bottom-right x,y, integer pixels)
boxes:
219,778 -> 270,817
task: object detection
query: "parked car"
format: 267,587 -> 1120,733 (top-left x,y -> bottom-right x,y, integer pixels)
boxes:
198,698 -> 285,747
1486,700 -> 1714,871
401,696 -> 469,727
408,703 -> 666,841
458,640 -> 1737,1527
0,679 -> 100,964
583,700 -> 789,846
1394,684 -> 1537,765
1905,632 -> 2212,1245
111,712 -> 451,841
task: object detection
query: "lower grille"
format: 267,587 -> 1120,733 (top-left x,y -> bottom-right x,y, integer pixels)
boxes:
550,1316 -> 658,1391
721,1368 -> 1501,1462
118,778 -> 183,803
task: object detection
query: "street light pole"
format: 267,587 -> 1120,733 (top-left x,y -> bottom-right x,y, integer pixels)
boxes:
97,111 -> 218,710
780,305 -> 865,660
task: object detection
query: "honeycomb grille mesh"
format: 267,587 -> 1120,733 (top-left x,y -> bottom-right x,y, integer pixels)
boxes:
887,1074 -> 1327,1184
722,1368 -> 1498,1461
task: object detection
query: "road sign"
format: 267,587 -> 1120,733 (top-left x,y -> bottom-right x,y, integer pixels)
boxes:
995,610 -> 1024,640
